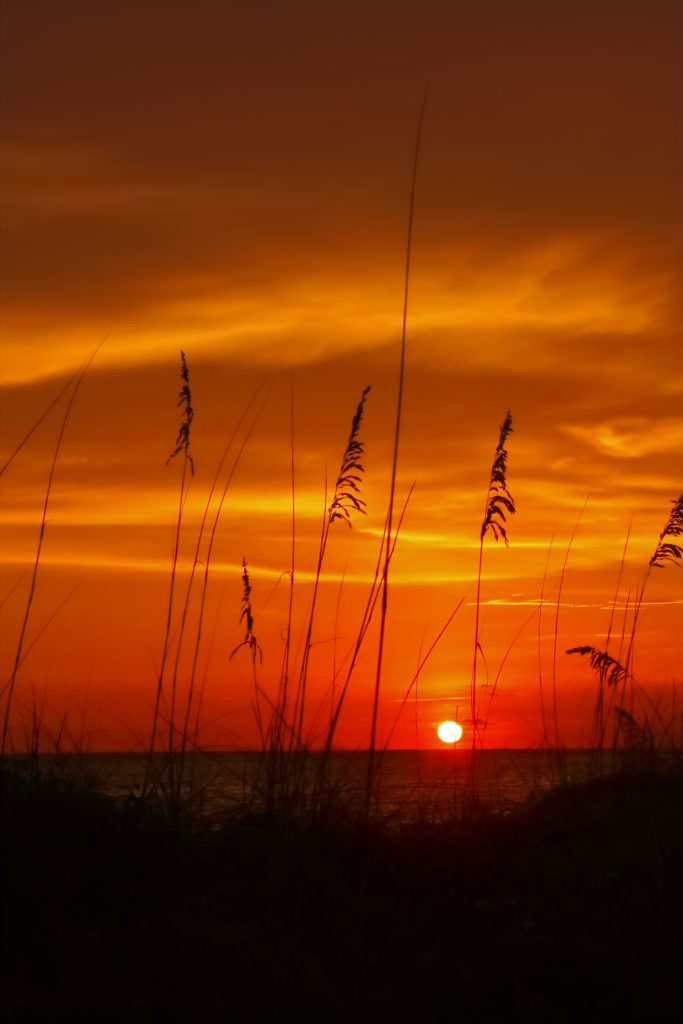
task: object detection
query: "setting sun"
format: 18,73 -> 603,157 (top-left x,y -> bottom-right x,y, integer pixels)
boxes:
437,721 -> 463,744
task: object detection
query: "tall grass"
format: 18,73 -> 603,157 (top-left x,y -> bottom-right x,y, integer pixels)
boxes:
255,385 -> 372,819
290,384 -> 371,754
471,411 -> 515,754
537,534 -> 555,750
173,382 -> 269,800
366,88 -> 429,814
230,557 -> 264,742
565,494 -> 683,764
143,358 -> 269,804
145,351 -> 195,792
275,377 -> 297,749
549,501 -> 587,774
1,347 -> 100,755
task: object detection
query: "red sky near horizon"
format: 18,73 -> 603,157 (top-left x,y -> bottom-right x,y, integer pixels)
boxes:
1,0 -> 682,751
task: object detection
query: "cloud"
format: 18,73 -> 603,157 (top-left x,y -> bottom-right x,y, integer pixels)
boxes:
562,417 -> 683,459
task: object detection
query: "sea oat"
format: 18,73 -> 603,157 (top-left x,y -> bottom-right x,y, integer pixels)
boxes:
567,645 -> 628,689
329,385 -> 371,526
649,493 -> 683,569
480,410 -> 515,544
230,558 -> 262,663
167,350 -> 195,475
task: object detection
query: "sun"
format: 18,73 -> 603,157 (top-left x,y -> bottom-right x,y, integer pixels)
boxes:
437,720 -> 463,744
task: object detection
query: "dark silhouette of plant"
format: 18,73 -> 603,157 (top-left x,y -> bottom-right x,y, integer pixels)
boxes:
366,87 -> 428,816
566,494 -> 682,757
622,492 -> 683,715
230,558 -> 263,664
167,350 -> 195,475
1,344 -> 101,755
291,385 -> 372,754
471,411 -> 516,758
173,381 -> 269,800
567,645 -> 628,689
146,351 -> 195,789
649,494 -> 683,569
480,411 -> 515,544
230,558 -> 265,745
329,385 -> 371,525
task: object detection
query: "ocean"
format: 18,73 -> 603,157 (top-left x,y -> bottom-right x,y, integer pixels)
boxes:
36,748 -> 604,821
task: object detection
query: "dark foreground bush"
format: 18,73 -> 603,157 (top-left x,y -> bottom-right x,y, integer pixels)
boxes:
2,760 -> 682,1023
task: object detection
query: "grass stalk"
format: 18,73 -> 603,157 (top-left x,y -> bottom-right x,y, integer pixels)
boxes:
165,378 -> 267,799
383,599 -> 465,749
291,384 -> 371,755
550,500 -> 587,776
174,386 -> 271,796
146,351 -> 194,793
624,494 -> 683,693
322,484 -> 415,756
594,520 -> 632,765
537,534 -> 555,749
0,337 -> 107,480
365,88 -> 428,815
270,374 -> 297,762
468,411 -> 515,802
1,347 -> 100,755
230,558 -> 264,742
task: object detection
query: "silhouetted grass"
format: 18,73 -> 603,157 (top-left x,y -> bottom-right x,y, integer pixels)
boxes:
366,89 -> 429,817
146,350 -> 195,792
291,383 -> 371,758
566,492 -> 683,769
471,410 -> 516,760
1,347 -> 100,755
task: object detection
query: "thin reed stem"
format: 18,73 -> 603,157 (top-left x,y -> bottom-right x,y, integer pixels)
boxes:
551,499 -> 588,762
291,384 -> 371,755
0,336 -> 106,480
480,600 -> 540,750
469,409 -> 515,801
323,483 -> 415,757
622,494 -> 683,708
230,558 -> 264,744
366,87 -> 428,814
167,377 -> 267,798
146,351 -> 194,793
1,345 -> 100,755
594,519 -> 632,762
383,599 -> 464,749
272,373 -> 297,755
176,386 -> 271,790
537,534 -> 555,749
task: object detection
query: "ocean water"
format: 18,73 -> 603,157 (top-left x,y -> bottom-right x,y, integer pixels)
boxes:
38,748 -> 603,821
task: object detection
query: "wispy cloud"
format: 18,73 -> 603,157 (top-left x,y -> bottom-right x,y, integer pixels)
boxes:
562,417 -> 683,459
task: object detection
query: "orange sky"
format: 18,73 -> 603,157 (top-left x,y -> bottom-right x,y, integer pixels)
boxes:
1,0 -> 682,751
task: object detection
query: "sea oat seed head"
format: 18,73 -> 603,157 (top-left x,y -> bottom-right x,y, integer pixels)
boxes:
649,493 -> 683,569
329,385 -> 371,527
167,349 -> 195,474
481,409 -> 515,544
